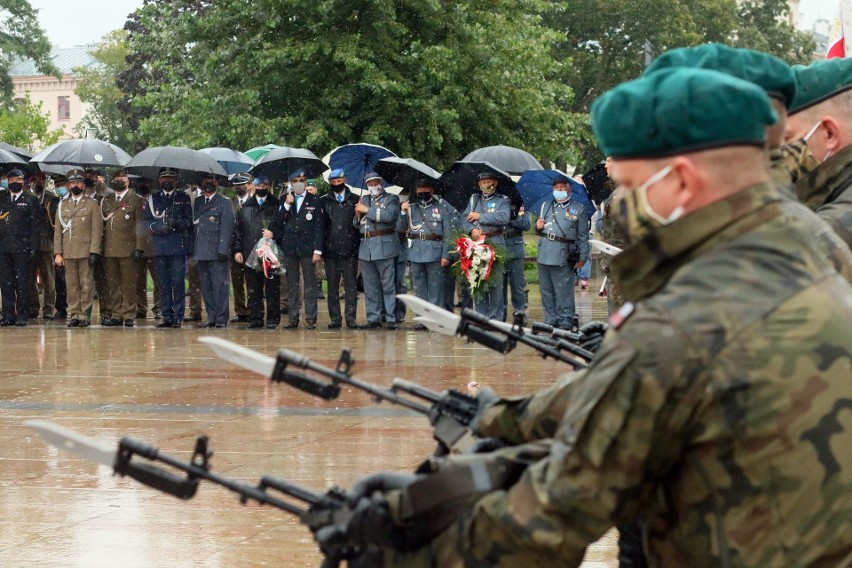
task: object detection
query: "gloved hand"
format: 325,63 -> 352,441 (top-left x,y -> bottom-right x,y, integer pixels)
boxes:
344,495 -> 428,552
132,249 -> 144,261
468,386 -> 501,437
579,321 -> 609,353
165,217 -> 178,229
218,253 -> 229,263
88,252 -> 100,266
346,471 -> 420,506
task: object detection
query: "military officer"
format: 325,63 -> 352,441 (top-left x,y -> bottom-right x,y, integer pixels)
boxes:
143,168 -> 193,328
100,169 -> 145,327
320,169 -> 361,329
334,68 -> 852,568
460,170 -> 511,319
271,169 -> 324,330
0,169 -> 39,326
500,197 -> 531,321
783,58 -> 852,250
83,168 -> 113,324
29,173 -> 60,320
535,175 -> 590,330
132,178 -> 161,319
229,172 -> 252,323
354,172 -> 401,329
399,178 -> 458,317
192,173 -> 235,328
51,175 -> 69,319
54,169 -> 104,327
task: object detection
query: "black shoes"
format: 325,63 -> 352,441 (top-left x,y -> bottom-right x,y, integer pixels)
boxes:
124,320 -> 135,327
185,314 -> 202,322
230,315 -> 249,323
305,322 -> 317,330
78,320 -> 90,328
67,320 -> 79,328
327,322 -> 342,329
385,323 -> 398,330
155,320 -> 173,328
197,322 -> 215,328
0,320 -> 15,327
281,322 -> 299,329
356,321 -> 382,330
248,320 -> 264,329
15,320 -> 28,327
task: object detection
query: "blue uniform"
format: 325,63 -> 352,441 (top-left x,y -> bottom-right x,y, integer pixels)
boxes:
356,191 -> 401,324
461,192 -> 510,319
500,205 -> 531,320
193,192 -> 235,326
144,189 -> 193,324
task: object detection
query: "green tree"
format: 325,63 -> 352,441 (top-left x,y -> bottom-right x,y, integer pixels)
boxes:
118,0 -> 575,169
74,30 -> 134,151
0,93 -> 63,150
0,0 -> 59,107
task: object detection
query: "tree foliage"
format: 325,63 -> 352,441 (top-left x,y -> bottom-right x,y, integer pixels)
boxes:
0,93 -> 63,150
0,0 -> 58,108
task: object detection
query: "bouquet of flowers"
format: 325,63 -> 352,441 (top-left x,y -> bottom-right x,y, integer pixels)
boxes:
246,236 -> 285,278
454,234 -> 500,298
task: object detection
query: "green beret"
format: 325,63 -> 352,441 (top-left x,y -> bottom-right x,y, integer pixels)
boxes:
592,68 -> 777,159
645,43 -> 796,107
789,58 -> 852,115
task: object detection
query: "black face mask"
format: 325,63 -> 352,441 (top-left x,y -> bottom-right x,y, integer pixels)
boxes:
332,184 -> 345,193
236,187 -> 248,196
34,183 -> 45,194
254,188 -> 269,198
8,182 -> 23,193
416,191 -> 433,201
113,181 -> 127,191
136,185 -> 151,196
202,183 -> 217,193
84,178 -> 95,188
70,185 -> 84,196
160,182 -> 175,192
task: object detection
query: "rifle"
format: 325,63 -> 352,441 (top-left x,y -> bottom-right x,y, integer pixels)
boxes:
200,337 -> 479,452
25,420 -> 359,568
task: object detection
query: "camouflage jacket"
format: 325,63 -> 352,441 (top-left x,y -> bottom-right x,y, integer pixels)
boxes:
795,142 -> 852,249
405,183 -> 852,567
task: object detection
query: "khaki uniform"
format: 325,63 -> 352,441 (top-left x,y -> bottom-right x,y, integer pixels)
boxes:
407,184 -> 852,567
54,196 -> 103,321
101,191 -> 145,321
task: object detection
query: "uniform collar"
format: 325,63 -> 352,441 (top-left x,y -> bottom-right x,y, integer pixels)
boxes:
794,142 -> 852,211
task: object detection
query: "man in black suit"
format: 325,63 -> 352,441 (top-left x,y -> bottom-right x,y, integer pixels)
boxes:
319,168 -> 361,329
271,169 -> 324,329
0,169 -> 39,326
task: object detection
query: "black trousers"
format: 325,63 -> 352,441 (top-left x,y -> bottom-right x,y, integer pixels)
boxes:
246,268 -> 281,325
324,256 -> 358,326
618,521 -> 649,568
0,252 -> 32,322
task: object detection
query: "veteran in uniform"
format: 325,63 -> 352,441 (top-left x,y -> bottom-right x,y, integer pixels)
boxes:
460,171 -> 511,319
354,172 -> 401,329
54,169 -> 104,327
0,169 -> 39,326
784,58 -> 852,249
398,178 -> 458,315
535,175 -> 590,330
328,69 -> 852,568
28,175 -> 60,320
500,198 -> 530,321
100,169 -> 145,327
192,173 -> 235,328
229,173 -> 252,322
320,169 -> 361,329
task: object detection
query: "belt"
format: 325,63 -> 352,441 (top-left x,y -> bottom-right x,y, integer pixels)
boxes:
482,230 -> 503,238
504,230 -> 522,239
364,228 -> 395,238
407,232 -> 443,241
541,232 -> 574,244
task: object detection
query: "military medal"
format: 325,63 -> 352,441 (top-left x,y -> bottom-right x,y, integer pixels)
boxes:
125,214 -> 130,220
306,213 -> 313,220
209,216 -> 215,222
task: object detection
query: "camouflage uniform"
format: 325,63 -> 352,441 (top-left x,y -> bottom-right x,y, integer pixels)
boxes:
794,143 -> 852,250
598,186 -> 626,314
393,182 -> 852,567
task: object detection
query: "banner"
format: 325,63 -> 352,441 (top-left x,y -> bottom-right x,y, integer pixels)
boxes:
826,1 -> 845,58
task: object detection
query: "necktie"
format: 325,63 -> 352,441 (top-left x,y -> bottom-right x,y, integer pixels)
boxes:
206,197 -> 210,205
296,195 -> 303,212
338,194 -> 343,203
258,198 -> 264,206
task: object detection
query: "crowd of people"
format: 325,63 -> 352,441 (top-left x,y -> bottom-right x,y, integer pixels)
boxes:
0,161 -> 595,329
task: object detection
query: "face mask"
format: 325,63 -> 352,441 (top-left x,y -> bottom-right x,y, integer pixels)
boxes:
332,184 -> 345,193
368,185 -> 383,196
781,121 -> 828,186
113,181 -> 127,192
552,190 -> 568,201
291,182 -> 306,194
254,188 -> 269,198
161,182 -> 175,192
236,187 -> 247,196
611,164 -> 681,243
202,182 -> 217,193
34,183 -> 45,194
70,185 -> 84,196
416,191 -> 433,202
0,180 -> 7,190
56,186 -> 68,197
84,178 -> 95,188
8,182 -> 23,193
479,182 -> 497,195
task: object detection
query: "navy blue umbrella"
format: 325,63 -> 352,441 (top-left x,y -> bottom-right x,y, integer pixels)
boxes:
518,169 -> 595,218
323,143 -> 396,189
199,147 -> 254,175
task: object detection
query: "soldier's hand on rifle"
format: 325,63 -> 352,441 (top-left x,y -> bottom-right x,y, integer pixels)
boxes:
347,472 -> 420,506
579,321 -> 609,353
468,386 -> 502,437
341,494 -> 428,553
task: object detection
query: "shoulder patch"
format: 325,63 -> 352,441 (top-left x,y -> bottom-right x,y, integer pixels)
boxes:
608,302 -> 635,329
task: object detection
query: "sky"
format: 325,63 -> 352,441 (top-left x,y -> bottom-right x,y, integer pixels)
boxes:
28,0 -> 843,49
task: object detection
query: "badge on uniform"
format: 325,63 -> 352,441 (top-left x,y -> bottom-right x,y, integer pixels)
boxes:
208,216 -> 215,222
487,202 -> 496,210
608,302 -> 635,329
124,214 -> 130,220
306,213 -> 313,220
567,207 -> 578,221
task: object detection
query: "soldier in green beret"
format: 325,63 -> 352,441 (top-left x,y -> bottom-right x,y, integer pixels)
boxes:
783,58 -> 852,249
321,68 -> 852,567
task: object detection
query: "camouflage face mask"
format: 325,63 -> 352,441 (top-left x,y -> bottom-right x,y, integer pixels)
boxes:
780,121 -> 828,188
611,164 -> 680,244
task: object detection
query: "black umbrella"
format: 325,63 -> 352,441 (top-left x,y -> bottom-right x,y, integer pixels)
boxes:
0,142 -> 33,160
0,149 -> 28,168
375,157 -> 442,191
125,146 -> 228,182
581,161 -> 614,204
439,161 -> 519,212
30,138 -> 132,168
462,145 -> 543,176
251,147 -> 327,180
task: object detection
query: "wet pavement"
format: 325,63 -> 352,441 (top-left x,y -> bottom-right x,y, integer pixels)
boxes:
0,275 -> 617,567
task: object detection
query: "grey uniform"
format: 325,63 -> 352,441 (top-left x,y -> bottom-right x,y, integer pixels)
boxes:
356,191 -> 401,324
193,192 -> 235,326
536,198 -> 590,328
399,196 -> 459,308
500,205 -> 531,320
461,192 -> 511,319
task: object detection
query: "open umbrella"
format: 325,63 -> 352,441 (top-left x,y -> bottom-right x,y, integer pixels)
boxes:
30,138 -> 132,168
199,147 -> 254,175
0,142 -> 33,160
375,157 -> 441,191
244,144 -> 283,162
322,143 -> 396,189
439,161 -> 519,212
580,161 -> 614,204
0,149 -> 28,168
251,147 -> 327,181
125,146 -> 227,182
462,145 -> 543,176
517,169 -> 595,218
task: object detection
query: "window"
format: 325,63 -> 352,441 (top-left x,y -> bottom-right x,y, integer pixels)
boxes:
58,96 -> 70,120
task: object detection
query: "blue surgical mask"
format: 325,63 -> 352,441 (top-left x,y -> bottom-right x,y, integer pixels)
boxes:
0,179 -> 7,190
56,186 -> 68,197
553,190 -> 568,201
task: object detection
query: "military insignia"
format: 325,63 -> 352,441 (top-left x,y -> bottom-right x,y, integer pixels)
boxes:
125,214 -> 130,220
306,213 -> 313,220
608,302 -> 635,329
487,202 -> 496,210
208,216 -> 215,222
